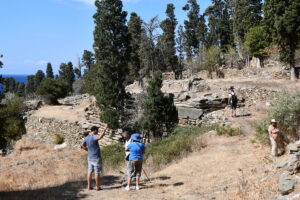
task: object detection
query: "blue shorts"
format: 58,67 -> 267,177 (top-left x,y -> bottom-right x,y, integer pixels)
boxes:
88,158 -> 102,174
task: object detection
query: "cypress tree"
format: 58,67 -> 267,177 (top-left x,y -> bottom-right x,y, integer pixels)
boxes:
46,62 -> 54,78
59,62 -> 75,93
183,0 -> 206,59
141,71 -> 178,139
233,0 -> 263,42
205,0 -> 234,51
34,70 -> 45,90
205,0 -> 224,47
159,4 -> 178,74
264,0 -> 300,81
25,75 -> 35,95
93,0 -> 130,129
128,12 -> 143,83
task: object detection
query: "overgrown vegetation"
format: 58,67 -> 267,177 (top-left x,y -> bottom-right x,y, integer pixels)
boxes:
256,91 -> 300,143
101,144 -> 125,170
216,125 -> 243,136
0,97 -> 26,151
101,125 -> 212,170
36,78 -> 69,105
144,126 -> 208,167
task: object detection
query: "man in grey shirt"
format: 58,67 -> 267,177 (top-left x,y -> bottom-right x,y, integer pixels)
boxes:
81,124 -> 107,190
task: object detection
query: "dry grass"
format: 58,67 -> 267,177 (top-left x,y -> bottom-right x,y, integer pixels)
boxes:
0,139 -> 86,192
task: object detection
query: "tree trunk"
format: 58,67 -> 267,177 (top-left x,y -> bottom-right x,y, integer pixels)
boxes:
290,65 -> 297,82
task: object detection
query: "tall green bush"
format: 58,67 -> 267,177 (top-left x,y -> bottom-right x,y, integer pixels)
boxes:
256,92 -> 300,143
0,97 -> 26,151
36,78 -> 69,105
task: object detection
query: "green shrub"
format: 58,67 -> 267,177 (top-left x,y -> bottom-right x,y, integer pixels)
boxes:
216,125 -> 243,136
54,134 -> 64,144
0,97 -> 26,151
100,125 -> 210,170
144,125 -> 209,167
101,143 -> 125,169
36,78 -> 69,105
256,91 -> 300,143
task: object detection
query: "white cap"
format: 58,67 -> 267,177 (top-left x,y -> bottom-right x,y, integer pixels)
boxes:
271,119 -> 277,123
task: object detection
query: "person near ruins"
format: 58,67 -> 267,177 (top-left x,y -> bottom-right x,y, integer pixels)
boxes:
125,133 -> 146,191
268,119 -> 280,157
228,86 -> 238,117
122,131 -> 133,183
81,124 -> 108,190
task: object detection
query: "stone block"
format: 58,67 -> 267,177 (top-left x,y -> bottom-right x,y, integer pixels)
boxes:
177,107 -> 203,120
279,174 -> 295,195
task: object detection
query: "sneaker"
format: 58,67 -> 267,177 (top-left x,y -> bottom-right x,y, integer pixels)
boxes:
125,186 -> 130,191
136,186 -> 140,190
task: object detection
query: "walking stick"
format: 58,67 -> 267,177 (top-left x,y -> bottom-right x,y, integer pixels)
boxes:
142,168 -> 151,182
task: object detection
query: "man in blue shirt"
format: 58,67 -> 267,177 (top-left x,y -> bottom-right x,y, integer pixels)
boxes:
125,133 -> 146,191
81,124 -> 107,190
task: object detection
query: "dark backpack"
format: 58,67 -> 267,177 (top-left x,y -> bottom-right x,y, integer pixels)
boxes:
231,93 -> 238,104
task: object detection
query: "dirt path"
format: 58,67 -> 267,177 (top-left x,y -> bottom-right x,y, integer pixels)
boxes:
77,115 -> 279,200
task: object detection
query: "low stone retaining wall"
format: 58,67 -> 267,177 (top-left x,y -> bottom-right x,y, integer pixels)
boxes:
25,116 -> 121,148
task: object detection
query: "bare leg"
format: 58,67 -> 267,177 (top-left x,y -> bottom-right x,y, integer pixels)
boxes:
127,177 -> 132,187
88,172 -> 93,189
125,177 -> 132,191
95,173 -> 101,190
136,176 -> 140,190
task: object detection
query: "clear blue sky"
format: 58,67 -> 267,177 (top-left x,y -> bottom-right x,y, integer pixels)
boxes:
0,0 -> 211,75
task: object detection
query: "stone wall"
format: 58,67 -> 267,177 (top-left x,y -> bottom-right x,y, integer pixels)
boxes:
24,94 -> 122,148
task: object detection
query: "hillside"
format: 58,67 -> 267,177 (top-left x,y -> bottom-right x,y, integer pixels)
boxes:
1,65 -> 300,200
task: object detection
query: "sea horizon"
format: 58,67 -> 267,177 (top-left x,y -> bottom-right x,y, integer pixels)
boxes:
2,74 -> 32,84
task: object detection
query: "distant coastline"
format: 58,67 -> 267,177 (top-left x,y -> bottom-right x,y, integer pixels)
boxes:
2,74 -> 30,84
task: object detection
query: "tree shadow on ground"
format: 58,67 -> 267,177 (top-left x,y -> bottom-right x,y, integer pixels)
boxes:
0,175 -> 121,200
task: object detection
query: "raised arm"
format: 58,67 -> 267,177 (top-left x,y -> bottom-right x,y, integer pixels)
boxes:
96,124 -> 108,141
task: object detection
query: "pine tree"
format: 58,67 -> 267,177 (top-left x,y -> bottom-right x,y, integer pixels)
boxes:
245,26 -> 268,60
82,50 -> 95,72
183,0 -> 206,59
36,78 -> 69,105
233,0 -> 262,42
128,12 -> 143,83
59,62 -> 75,93
46,62 -> 54,78
264,0 -> 300,81
34,70 -> 45,90
25,75 -> 35,96
159,4 -> 178,74
141,71 -> 178,139
93,0 -> 130,129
